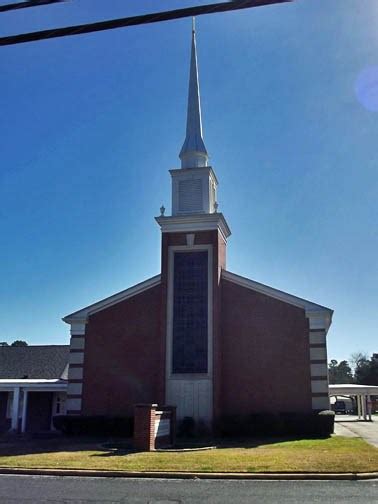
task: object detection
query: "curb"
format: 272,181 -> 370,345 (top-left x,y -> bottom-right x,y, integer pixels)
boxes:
0,468 -> 377,480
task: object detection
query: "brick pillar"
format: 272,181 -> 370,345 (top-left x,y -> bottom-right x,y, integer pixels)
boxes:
133,404 -> 157,452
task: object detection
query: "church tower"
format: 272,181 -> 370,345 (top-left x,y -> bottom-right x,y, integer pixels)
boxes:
156,20 -> 231,424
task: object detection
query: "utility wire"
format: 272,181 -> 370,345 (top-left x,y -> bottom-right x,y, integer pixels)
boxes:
0,0 -> 292,47
0,0 -> 66,13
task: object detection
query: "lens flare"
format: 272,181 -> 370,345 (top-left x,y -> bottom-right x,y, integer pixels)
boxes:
355,66 -> 378,111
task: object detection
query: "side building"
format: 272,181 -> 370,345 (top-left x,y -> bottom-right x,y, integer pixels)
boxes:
0,345 -> 68,433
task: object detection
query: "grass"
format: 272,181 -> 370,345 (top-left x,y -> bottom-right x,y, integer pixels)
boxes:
0,436 -> 377,473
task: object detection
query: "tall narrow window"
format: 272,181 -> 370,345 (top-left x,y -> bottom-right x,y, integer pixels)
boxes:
172,251 -> 208,373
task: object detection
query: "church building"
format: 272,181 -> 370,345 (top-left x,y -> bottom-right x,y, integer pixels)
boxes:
63,23 -> 333,428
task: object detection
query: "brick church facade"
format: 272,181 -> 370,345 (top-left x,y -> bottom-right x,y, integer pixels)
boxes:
63,23 -> 333,427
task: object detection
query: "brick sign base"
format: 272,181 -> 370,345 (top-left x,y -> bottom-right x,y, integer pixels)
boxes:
133,404 -> 176,451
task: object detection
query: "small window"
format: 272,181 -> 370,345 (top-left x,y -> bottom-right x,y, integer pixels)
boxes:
53,393 -> 66,416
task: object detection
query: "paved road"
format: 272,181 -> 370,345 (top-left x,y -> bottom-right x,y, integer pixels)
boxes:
335,415 -> 378,447
0,475 -> 377,503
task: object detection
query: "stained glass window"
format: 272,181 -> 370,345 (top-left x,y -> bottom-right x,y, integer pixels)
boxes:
172,251 -> 208,374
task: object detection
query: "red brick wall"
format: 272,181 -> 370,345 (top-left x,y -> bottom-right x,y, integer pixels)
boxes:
26,392 -> 53,433
220,279 -> 312,416
81,284 -> 163,416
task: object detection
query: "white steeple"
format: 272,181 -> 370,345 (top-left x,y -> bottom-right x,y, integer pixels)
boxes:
179,18 -> 209,169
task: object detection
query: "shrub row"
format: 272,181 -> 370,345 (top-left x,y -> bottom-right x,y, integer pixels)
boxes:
53,415 -> 133,437
215,410 -> 335,438
53,410 -> 334,438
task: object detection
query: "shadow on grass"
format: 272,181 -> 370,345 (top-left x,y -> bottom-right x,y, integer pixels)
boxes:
0,434 -> 330,460
91,435 -> 322,458
0,435 -> 132,459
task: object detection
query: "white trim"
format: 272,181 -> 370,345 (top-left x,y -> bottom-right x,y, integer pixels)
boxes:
222,270 -> 333,331
311,380 -> 329,394
306,311 -> 332,331
51,392 -> 67,428
63,274 -> 161,323
66,397 -> 82,411
166,245 -> 213,380
310,347 -> 327,361
186,233 -> 195,247
312,396 -> 330,410
70,337 -> 85,350
165,244 -> 213,423
155,213 -> 231,243
11,387 -> 20,430
329,384 -> 378,396
170,166 -> 218,216
0,382 -> 67,393
21,390 -> 28,433
69,352 -> 84,365
309,332 -> 326,345
70,322 -> 86,336
60,363 -> 69,380
310,363 -> 328,377
67,382 -> 82,395
68,367 -> 83,380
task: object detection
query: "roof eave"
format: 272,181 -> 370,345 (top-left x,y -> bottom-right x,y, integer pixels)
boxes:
63,274 -> 161,324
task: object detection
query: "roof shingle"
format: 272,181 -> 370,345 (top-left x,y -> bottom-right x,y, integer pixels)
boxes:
0,345 -> 69,380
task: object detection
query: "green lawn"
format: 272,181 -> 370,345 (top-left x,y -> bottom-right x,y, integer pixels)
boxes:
0,436 -> 377,473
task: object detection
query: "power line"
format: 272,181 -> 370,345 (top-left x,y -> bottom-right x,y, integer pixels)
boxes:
0,0 -> 66,13
0,0 -> 292,47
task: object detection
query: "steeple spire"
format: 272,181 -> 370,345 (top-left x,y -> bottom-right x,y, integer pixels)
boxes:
179,18 -> 209,169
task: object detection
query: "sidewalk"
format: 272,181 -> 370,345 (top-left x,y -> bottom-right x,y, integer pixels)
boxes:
335,416 -> 378,448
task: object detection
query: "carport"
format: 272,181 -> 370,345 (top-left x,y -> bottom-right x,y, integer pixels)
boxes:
329,384 -> 378,421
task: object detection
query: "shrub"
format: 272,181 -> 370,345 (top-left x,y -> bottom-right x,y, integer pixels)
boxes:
215,410 -> 335,438
314,410 -> 335,436
52,415 -> 133,437
178,416 -> 196,437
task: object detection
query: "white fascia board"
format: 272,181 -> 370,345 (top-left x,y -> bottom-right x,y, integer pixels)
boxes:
169,166 -> 219,186
0,379 -> 68,392
329,384 -> 378,395
155,212 -> 231,242
222,270 -> 333,330
63,274 -> 161,324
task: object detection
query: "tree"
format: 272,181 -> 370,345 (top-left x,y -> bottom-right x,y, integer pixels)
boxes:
10,340 -> 28,347
0,342 -> 9,346
354,354 -> 378,385
349,352 -> 368,374
328,359 -> 353,384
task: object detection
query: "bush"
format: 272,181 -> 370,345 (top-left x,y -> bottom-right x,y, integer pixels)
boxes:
178,416 -> 196,437
53,415 -> 134,437
215,410 -> 335,438
314,410 -> 335,436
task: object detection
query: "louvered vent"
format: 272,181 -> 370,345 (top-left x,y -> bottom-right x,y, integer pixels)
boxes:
178,179 -> 203,213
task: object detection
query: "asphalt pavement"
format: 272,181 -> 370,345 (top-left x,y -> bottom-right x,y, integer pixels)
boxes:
334,415 -> 378,447
0,475 -> 377,503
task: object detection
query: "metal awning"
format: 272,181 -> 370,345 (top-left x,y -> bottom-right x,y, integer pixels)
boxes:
329,384 -> 378,421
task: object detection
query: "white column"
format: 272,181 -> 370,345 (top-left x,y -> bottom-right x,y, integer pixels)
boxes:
367,395 -> 372,421
357,395 -> 361,419
11,387 -> 20,431
362,395 -> 367,421
21,390 -> 28,433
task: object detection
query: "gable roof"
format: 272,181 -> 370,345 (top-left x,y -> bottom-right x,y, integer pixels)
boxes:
0,345 -> 69,380
63,274 -> 161,324
222,270 -> 333,330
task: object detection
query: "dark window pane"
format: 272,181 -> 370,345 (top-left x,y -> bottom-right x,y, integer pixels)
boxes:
172,251 -> 208,374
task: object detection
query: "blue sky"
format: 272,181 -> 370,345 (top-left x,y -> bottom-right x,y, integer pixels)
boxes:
1,0 -> 377,362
